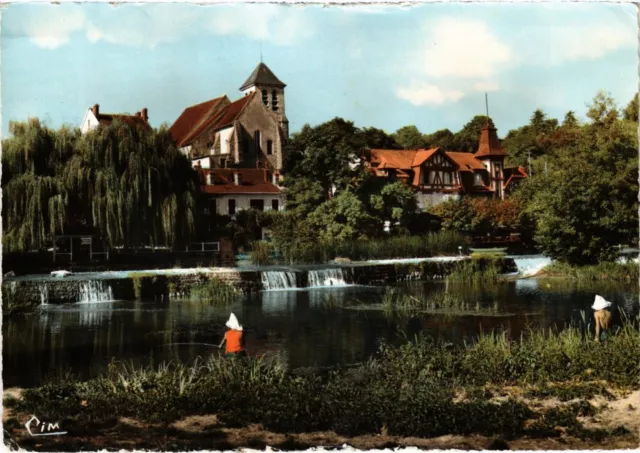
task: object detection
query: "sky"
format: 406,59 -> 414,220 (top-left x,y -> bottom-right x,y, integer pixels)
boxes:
1,2 -> 637,138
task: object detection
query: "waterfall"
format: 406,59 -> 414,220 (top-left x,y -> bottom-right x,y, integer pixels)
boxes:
78,281 -> 114,303
510,255 -> 552,277
261,271 -> 298,291
308,268 -> 353,288
39,284 -> 49,306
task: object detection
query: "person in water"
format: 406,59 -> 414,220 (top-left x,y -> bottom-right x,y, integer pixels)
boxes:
219,313 -> 246,357
592,295 -> 612,343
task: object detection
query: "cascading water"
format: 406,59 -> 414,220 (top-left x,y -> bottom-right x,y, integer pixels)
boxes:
78,281 -> 114,303
261,271 -> 298,290
510,255 -> 552,277
39,284 -> 49,305
308,268 -> 353,287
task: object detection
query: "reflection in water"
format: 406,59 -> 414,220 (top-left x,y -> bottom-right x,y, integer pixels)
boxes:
4,280 -> 638,388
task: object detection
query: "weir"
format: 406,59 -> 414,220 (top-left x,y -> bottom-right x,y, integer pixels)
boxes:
78,281 -> 114,303
260,271 -> 299,290
509,255 -> 552,277
308,268 -> 353,287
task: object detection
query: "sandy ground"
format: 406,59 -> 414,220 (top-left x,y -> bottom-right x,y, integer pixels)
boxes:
4,388 -> 639,451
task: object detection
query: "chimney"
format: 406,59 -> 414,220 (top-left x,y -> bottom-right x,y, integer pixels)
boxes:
141,107 -> 148,123
92,104 -> 100,117
233,171 -> 241,185
135,111 -> 141,118
206,172 -> 213,185
263,168 -> 268,183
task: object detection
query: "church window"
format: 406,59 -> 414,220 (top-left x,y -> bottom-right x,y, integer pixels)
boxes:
267,140 -> 273,155
262,89 -> 268,106
254,130 -> 261,154
271,90 -> 279,112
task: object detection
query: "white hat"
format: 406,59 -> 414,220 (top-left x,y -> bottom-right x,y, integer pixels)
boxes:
225,313 -> 243,331
592,295 -> 612,311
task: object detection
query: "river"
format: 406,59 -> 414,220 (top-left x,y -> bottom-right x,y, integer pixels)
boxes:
3,256 -> 638,388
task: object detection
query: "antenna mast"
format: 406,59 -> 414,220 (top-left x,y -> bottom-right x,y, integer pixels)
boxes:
485,93 -> 489,119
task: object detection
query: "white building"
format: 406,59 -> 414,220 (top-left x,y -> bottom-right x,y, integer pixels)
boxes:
80,104 -> 151,134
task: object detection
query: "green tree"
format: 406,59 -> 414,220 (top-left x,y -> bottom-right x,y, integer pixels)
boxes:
424,129 -> 455,149
281,177 -> 326,218
2,119 -> 198,252
623,93 -> 639,122
361,127 -> 401,149
392,125 -> 427,149
283,118 -> 365,198
586,90 -> 619,127
307,191 -> 377,241
368,181 -> 417,234
450,115 -> 492,152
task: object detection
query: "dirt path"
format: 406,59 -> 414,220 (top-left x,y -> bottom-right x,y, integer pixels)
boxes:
4,388 -> 639,451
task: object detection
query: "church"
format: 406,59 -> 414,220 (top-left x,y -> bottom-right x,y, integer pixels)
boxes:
169,62 -> 288,239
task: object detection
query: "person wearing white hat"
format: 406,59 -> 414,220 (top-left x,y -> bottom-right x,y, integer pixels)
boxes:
219,313 -> 246,357
592,295 -> 612,343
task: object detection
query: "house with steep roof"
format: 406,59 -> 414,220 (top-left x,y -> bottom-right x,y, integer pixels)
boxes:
80,104 -> 151,134
170,62 -> 288,173
364,121 -> 527,208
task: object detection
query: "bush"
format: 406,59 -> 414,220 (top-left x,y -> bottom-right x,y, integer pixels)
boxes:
250,241 -> 273,266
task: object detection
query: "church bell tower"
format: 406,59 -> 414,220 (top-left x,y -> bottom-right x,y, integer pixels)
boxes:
239,62 -> 289,138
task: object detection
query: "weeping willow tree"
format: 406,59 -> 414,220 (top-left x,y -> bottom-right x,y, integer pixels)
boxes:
2,118 -> 198,252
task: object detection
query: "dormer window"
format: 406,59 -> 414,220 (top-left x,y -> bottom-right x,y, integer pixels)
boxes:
474,173 -> 484,187
271,90 -> 279,112
262,89 -> 268,106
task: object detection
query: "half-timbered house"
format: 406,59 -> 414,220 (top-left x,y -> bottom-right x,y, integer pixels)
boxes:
364,121 -> 527,208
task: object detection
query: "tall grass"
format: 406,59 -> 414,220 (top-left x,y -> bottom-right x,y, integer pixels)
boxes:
12,314 -> 639,439
250,241 -> 274,266
541,261 -> 639,282
380,288 -> 498,316
189,277 -> 240,303
447,257 -> 504,283
281,231 -> 465,264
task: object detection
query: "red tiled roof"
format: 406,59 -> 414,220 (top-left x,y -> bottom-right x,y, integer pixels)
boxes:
170,94 -> 254,148
197,168 -> 281,195
369,149 -> 417,170
97,114 -> 151,130
446,152 -> 487,172
169,96 -> 227,147
474,122 -> 506,158
411,148 -> 440,167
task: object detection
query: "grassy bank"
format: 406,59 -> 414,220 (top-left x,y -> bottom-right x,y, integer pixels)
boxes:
540,261 -> 639,282
269,231 -> 465,265
7,316 -> 639,443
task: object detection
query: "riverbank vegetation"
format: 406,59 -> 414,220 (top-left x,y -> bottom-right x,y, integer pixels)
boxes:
540,261 -> 639,282
381,288 -> 499,317
7,315 -> 639,446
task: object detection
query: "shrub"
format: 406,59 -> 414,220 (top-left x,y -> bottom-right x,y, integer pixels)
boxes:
250,241 -> 273,266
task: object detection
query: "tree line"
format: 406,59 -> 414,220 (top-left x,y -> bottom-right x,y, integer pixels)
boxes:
2,90 -> 638,265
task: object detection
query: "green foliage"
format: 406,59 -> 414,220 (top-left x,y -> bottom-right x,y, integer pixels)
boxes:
189,277 -> 240,303
540,261 -> 639,282
447,258 -> 504,283
430,197 -> 525,236
380,287 -> 499,317
2,119 -> 198,252
250,241 -> 273,266
512,91 -> 638,264
308,191 -> 378,241
391,125 -> 427,149
623,93 -> 639,122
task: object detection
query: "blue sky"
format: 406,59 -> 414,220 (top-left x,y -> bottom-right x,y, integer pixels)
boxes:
1,2 -> 637,138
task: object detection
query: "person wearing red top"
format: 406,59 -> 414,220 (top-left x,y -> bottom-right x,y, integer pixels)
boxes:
219,313 -> 246,357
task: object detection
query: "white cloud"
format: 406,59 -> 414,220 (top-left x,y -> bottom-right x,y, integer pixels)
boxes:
396,81 -> 465,106
421,18 -> 512,79
543,25 -> 635,65
473,81 -> 499,92
208,5 -> 314,46
26,9 -> 86,49
23,4 -> 314,50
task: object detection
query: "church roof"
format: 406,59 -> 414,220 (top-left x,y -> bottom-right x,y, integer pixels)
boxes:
239,62 -> 286,91
170,94 -> 254,148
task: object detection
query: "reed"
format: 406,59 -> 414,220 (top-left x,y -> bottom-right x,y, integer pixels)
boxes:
541,261 -> 639,282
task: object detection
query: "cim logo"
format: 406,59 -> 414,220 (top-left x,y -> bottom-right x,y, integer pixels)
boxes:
24,416 -> 67,436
